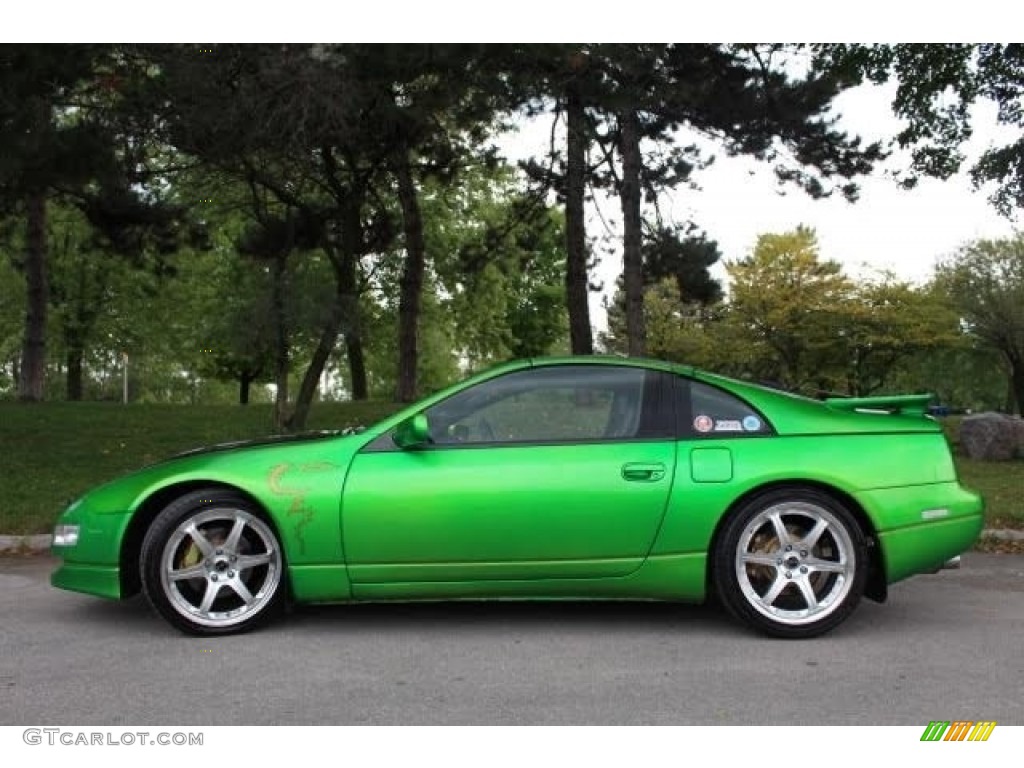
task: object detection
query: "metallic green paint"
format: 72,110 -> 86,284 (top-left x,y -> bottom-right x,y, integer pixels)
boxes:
342,440 -> 676,581
288,564 -> 353,601
392,413 -> 431,449
350,553 -> 708,602
697,370 -> 945,436
878,515 -> 984,583
690,447 -> 733,483
51,356 -> 983,626
824,393 -> 933,417
50,562 -> 122,599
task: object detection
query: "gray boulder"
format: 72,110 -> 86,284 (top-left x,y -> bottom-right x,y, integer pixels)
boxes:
959,412 -> 1024,461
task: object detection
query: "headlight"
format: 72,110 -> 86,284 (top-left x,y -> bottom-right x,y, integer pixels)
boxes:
52,524 -> 80,547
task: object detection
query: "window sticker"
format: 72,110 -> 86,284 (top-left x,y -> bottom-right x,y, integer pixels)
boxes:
742,415 -> 762,431
714,419 -> 744,432
693,414 -> 713,433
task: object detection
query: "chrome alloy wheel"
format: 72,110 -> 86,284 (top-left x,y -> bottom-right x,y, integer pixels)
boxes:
159,507 -> 282,630
734,501 -> 855,626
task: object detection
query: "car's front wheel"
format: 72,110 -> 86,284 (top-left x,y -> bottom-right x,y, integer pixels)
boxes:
140,488 -> 285,635
713,488 -> 868,638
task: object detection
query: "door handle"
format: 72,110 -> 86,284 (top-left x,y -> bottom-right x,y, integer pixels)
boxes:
621,462 -> 666,482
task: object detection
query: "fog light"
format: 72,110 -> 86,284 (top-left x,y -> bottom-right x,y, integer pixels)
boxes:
52,524 -> 80,547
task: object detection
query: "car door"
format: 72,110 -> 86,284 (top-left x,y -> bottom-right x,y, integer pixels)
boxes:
341,364 -> 677,583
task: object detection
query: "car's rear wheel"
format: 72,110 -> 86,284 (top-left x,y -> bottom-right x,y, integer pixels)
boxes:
713,488 -> 868,638
140,488 -> 285,635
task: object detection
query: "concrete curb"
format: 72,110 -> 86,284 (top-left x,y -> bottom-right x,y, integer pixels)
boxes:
980,528 -> 1024,541
3,528 -> 1024,555
0,534 -> 55,554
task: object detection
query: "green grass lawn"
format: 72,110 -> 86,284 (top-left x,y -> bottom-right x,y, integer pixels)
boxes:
1,402 -> 1021,534
953,458 -> 1024,529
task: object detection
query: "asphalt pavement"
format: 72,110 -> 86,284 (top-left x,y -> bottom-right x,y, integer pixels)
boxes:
1,553 -> 1022,725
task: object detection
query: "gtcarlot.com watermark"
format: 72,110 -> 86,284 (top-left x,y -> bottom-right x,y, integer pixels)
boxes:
23,729 -> 203,747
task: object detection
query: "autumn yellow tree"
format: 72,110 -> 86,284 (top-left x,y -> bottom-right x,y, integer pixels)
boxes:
726,227 -> 854,391
837,274 -> 960,395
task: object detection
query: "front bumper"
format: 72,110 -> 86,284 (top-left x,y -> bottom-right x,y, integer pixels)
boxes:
50,496 -> 132,600
51,562 -> 122,600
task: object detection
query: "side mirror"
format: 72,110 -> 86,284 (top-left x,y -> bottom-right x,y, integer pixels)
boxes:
392,413 -> 432,450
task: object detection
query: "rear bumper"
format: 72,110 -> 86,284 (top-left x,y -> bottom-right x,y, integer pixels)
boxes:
878,513 -> 984,584
855,481 -> 984,584
51,562 -> 122,600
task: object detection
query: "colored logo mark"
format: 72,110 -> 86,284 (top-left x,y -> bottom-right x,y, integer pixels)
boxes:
920,721 -> 996,742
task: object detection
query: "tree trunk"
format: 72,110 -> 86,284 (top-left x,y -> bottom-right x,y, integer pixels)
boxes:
287,286 -> 344,431
618,109 -> 646,357
288,278 -> 367,431
18,193 -> 48,401
287,202 -> 368,431
564,80 -> 593,355
270,251 -> 290,429
66,341 -> 84,401
1009,353 -> 1024,416
239,374 -> 252,405
342,288 -> 368,402
395,153 -> 426,403
339,200 -> 368,401
346,332 -> 368,400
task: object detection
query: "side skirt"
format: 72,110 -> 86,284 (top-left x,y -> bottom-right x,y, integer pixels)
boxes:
289,553 -> 707,604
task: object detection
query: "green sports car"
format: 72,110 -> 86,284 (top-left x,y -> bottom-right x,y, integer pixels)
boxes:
51,356 -> 983,638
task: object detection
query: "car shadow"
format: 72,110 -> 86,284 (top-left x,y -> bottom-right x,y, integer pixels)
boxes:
287,598 -> 737,633
58,591 -> 897,642
60,592 -> 741,635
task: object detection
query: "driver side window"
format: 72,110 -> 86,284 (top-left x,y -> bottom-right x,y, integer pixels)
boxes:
425,365 -> 658,445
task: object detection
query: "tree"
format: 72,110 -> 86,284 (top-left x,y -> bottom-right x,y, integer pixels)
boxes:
431,169 -> 568,368
602,224 -> 724,356
0,46 -> 100,400
641,226 -> 724,305
835,274 -> 960,396
0,218 -> 25,394
352,45 -> 506,403
362,270 -> 459,400
524,45 -> 883,356
145,44 -> 392,426
817,44 -> 1024,215
516,46 -> 600,356
891,342 -> 1007,413
47,205 -> 119,401
1,45 -> 198,401
604,278 -> 717,365
193,251 -> 276,405
146,44 -> 514,424
935,235 -> 1024,414
727,227 -> 854,390
726,229 -> 965,396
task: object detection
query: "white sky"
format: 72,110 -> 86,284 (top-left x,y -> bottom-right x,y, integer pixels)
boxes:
498,80 -> 1019,329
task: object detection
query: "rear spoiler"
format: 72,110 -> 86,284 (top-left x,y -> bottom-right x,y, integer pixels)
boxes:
824,394 -> 934,417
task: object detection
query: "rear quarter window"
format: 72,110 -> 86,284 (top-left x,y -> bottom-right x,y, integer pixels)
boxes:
683,379 -> 773,437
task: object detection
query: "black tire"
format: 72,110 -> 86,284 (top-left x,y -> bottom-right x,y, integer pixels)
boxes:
712,487 -> 868,639
140,488 -> 286,635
